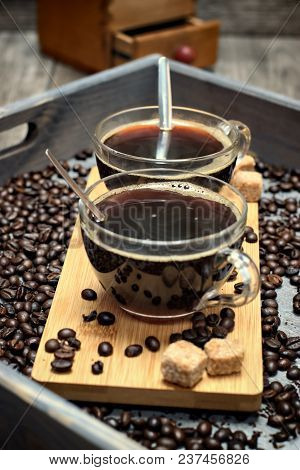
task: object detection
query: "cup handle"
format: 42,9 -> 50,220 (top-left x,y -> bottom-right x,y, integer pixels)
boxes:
197,248 -> 260,309
229,120 -> 251,156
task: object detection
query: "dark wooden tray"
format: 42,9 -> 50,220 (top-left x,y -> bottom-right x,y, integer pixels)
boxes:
0,55 -> 300,449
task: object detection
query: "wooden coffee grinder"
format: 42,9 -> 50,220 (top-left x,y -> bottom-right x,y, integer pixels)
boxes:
37,0 -> 220,71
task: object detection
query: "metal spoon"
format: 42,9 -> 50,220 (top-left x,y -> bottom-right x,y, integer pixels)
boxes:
45,149 -> 105,222
156,57 -> 172,160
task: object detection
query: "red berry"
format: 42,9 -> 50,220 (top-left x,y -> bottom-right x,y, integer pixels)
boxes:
174,45 -> 196,64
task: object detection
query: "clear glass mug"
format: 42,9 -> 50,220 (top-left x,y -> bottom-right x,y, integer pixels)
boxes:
94,106 -> 251,183
79,168 -> 259,320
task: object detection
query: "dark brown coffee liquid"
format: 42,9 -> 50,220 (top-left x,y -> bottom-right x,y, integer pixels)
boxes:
97,123 -> 236,183
82,185 -> 240,318
98,186 -> 236,241
104,123 -> 224,159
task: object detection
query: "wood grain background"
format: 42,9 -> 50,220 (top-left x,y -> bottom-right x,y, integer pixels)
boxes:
1,0 -> 300,35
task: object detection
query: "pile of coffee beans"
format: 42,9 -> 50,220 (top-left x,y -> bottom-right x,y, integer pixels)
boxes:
169,308 -> 235,349
0,150 -> 299,449
45,328 -> 81,372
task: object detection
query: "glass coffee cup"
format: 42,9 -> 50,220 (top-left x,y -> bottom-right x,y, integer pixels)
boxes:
79,168 -> 259,320
94,106 -> 251,183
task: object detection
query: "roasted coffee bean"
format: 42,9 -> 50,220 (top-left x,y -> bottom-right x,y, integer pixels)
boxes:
278,358 -> 291,371
51,358 -> 72,372
264,359 -> 278,376
262,299 -> 278,308
212,326 -> 228,338
97,311 -> 115,326
82,310 -> 97,322
220,307 -> 235,320
286,366 -> 300,381
125,344 -> 143,357
81,288 -> 97,301
197,420 -> 212,437
219,317 -> 235,332
286,336 -> 300,351
169,333 -> 182,343
276,400 -> 293,417
272,431 -> 289,442
182,328 -> 197,341
156,437 -> 177,450
98,341 -> 113,356
214,428 -> 232,442
54,348 -> 75,360
206,313 -> 219,326
57,328 -> 76,340
267,414 -> 285,428
91,360 -> 104,375
232,430 -> 247,443
277,330 -> 288,345
265,338 -> 281,351
204,437 -> 222,450
245,231 -> 258,243
228,440 -> 245,450
67,337 -> 81,350
147,417 -> 161,431
234,282 -> 244,293
145,336 -> 160,352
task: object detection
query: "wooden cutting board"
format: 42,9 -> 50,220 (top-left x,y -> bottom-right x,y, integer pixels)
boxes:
32,167 -> 262,411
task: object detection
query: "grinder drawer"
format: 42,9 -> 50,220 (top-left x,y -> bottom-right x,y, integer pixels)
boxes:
113,18 -> 220,67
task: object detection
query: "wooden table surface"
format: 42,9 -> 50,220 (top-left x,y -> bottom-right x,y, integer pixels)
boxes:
0,32 -> 300,151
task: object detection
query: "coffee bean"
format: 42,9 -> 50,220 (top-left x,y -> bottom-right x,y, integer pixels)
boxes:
267,414 -> 285,428
81,288 -> 97,301
97,311 -> 115,326
67,337 -> 81,350
147,417 -> 161,431
206,313 -> 219,326
145,336 -> 160,352
156,437 -> 177,450
278,358 -> 291,371
51,358 -> 72,372
204,437 -> 222,450
264,359 -> 278,376
265,338 -> 281,351
277,330 -> 287,345
91,360 -> 104,375
287,366 -> 300,381
276,400 -> 293,416
212,326 -> 228,338
98,341 -> 113,357
182,328 -> 197,341
228,440 -> 245,450
273,431 -> 289,442
214,428 -> 232,442
54,348 -> 75,360
82,310 -> 97,322
197,420 -> 212,437
169,333 -> 182,343
286,336 -> 300,351
125,344 -> 143,357
234,282 -> 244,293
57,328 -> 76,340
219,317 -> 235,332
245,232 -> 258,243
220,307 -> 235,320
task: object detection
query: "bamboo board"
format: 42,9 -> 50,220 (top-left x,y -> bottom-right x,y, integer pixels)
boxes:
33,167 -> 262,411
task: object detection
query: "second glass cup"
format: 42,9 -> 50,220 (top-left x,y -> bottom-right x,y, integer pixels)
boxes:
94,106 -> 251,184
79,168 -> 259,320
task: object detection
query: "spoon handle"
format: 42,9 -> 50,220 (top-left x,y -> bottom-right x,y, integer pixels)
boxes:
45,149 -> 104,222
158,57 -> 172,131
